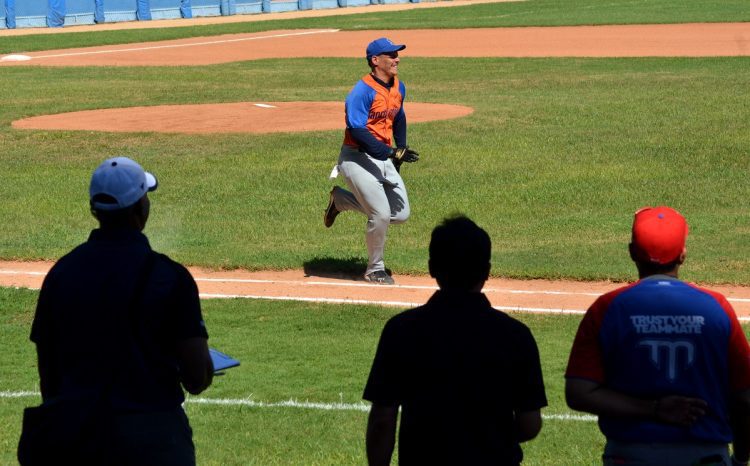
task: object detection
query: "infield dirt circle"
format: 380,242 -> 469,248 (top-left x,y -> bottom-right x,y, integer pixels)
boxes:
3,5 -> 750,313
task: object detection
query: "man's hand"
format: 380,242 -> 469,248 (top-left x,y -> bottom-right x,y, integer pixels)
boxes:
654,395 -> 708,427
566,378 -> 708,426
391,146 -> 419,163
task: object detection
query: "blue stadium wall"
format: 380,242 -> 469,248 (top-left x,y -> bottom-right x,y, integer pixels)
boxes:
1,0 -> 423,29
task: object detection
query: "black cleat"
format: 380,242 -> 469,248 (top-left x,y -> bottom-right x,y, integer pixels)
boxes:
324,187 -> 341,228
364,270 -> 395,285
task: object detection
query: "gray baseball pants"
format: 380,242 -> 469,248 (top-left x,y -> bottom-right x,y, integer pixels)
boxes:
332,145 -> 410,276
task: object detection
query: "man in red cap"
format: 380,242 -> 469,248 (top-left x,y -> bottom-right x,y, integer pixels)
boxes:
565,206 -> 750,465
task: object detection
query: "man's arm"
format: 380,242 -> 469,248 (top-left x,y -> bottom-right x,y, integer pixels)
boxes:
349,128 -> 394,161
731,389 -> 750,464
515,409 -> 542,442
176,337 -> 213,395
392,106 -> 406,148
35,343 -> 58,400
366,403 -> 398,466
565,378 -> 707,427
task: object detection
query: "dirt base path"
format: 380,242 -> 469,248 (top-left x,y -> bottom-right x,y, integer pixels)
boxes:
3,261 -> 750,317
3,23 -> 750,67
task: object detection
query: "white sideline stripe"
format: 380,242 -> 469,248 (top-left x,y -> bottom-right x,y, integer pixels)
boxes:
0,390 -> 39,398
544,413 -> 597,421
0,391 -> 596,421
199,292 -> 587,314
187,397 -> 371,412
24,29 -> 340,60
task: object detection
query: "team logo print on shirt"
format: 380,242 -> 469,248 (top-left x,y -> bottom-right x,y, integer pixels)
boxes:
631,315 -> 704,382
638,340 -> 695,382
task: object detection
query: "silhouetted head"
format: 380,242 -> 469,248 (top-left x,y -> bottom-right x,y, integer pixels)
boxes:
89,156 -> 157,231
429,215 -> 491,291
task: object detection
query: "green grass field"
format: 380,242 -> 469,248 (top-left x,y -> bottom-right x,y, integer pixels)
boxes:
0,287 -> 603,465
2,0 -> 750,463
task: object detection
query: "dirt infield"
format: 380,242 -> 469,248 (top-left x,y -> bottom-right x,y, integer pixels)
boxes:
4,18 -> 750,312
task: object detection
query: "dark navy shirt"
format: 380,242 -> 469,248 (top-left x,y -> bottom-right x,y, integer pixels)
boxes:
364,290 -> 547,465
31,228 -> 208,411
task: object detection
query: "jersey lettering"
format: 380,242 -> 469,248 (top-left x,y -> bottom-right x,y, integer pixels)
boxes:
630,315 -> 705,334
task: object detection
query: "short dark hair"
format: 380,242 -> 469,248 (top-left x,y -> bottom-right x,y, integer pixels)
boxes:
629,242 -> 682,276
90,194 -> 140,229
429,215 -> 491,290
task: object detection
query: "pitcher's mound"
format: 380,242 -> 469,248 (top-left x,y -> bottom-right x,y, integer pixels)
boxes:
12,101 -> 474,134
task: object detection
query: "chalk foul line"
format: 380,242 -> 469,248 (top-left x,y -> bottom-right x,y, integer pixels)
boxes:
13,29 -> 340,61
0,390 -> 596,421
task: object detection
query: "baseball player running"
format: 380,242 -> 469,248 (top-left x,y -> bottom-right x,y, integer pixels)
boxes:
324,37 -> 419,285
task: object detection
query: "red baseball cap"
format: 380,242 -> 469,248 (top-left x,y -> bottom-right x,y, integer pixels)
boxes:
631,206 -> 689,265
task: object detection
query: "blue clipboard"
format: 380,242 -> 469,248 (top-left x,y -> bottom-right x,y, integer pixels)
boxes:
209,348 -> 240,372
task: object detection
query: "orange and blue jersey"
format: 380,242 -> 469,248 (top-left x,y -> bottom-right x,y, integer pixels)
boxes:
566,276 -> 750,443
343,74 -> 407,161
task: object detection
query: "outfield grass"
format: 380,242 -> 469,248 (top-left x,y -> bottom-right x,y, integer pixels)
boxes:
1,56 -> 748,283
2,0 -> 749,54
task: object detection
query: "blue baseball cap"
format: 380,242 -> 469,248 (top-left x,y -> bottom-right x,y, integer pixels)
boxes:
89,156 -> 158,211
366,37 -> 406,59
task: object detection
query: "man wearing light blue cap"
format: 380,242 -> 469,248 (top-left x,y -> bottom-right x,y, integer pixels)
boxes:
324,37 -> 420,285
21,157 -> 213,465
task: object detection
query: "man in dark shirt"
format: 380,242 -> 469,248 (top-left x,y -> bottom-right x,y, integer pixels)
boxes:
26,156 -> 213,465
363,215 -> 547,465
